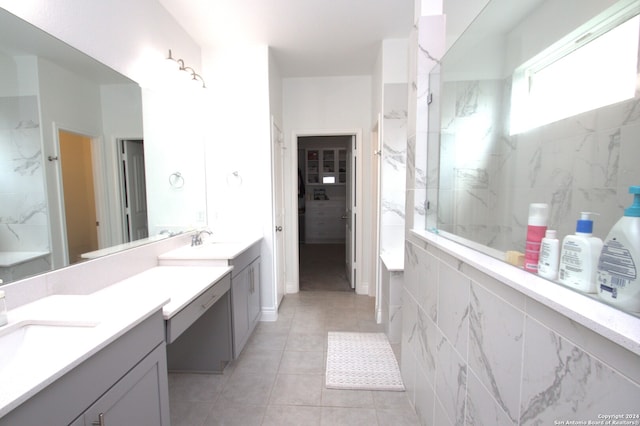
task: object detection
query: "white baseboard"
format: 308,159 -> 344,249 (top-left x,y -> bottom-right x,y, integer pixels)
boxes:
260,308 -> 278,322
285,282 -> 299,294
357,280 -> 370,295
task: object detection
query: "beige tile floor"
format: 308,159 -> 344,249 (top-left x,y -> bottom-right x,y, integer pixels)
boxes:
169,291 -> 419,426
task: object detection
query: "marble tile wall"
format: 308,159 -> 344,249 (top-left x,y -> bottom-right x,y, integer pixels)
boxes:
402,238 -> 640,425
380,83 -> 408,254
0,96 -> 49,253
438,74 -> 640,252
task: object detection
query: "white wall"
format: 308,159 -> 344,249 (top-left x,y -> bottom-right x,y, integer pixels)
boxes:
201,44 -> 276,318
282,75 -> 372,294
382,39 -> 409,84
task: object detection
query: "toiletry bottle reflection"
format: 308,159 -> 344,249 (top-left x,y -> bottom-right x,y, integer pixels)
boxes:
538,229 -> 560,280
524,203 -> 549,273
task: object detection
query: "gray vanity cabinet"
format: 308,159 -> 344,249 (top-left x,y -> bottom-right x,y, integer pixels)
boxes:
230,247 -> 261,358
74,344 -> 167,426
0,311 -> 170,426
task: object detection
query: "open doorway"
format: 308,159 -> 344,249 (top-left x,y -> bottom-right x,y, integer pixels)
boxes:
58,130 -> 99,264
118,139 -> 148,242
297,135 -> 354,291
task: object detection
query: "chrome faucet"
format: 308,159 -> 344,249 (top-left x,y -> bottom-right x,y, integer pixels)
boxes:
191,229 -> 212,246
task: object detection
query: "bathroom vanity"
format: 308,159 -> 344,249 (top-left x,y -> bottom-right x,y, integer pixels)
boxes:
0,233 -> 262,423
0,293 -> 171,425
158,237 -> 262,358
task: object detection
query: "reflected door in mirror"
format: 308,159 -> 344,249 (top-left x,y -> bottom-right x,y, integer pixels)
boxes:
59,130 -> 98,264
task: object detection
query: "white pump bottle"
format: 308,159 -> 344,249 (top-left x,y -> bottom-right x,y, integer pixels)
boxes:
597,186 -> 640,312
558,212 -> 603,293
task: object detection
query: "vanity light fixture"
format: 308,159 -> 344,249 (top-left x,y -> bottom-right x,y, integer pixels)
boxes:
166,49 -> 206,89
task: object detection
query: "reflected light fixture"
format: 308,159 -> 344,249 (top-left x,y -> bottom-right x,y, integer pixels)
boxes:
166,49 -> 206,88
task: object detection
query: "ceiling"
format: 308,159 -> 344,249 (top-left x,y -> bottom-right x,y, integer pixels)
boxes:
157,0 -> 415,78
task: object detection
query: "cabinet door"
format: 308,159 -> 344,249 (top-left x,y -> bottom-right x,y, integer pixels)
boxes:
82,344 -> 169,426
231,266 -> 250,357
248,260 -> 261,326
338,149 -> 347,184
306,149 -> 320,184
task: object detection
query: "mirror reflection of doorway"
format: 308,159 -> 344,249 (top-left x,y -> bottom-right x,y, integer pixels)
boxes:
119,139 -> 148,242
58,130 -> 98,264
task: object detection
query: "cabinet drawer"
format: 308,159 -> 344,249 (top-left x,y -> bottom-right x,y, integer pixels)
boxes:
166,274 -> 231,343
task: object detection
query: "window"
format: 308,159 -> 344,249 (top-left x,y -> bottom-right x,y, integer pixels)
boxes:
510,1 -> 640,135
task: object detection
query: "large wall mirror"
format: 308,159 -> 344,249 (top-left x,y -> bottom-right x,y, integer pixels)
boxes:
432,0 -> 640,313
0,8 -> 197,285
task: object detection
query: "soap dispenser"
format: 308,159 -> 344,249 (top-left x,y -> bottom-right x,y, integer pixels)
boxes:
558,212 -> 603,293
598,186 -> 640,312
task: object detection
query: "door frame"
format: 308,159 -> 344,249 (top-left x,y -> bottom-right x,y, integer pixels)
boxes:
371,116 -> 383,321
285,128 -> 363,294
270,117 -> 286,310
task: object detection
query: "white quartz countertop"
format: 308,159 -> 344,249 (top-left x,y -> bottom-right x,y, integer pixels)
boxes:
0,265 -> 232,418
157,236 -> 262,263
380,251 -> 405,272
97,266 -> 233,319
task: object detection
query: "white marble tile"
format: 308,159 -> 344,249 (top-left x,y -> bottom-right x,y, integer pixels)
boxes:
525,296 -> 640,385
520,317 -> 640,425
595,97 -> 640,131
435,335 -> 467,426
388,304 -> 403,344
415,307 -> 438,387
618,123 -> 640,187
415,246 -> 438,321
404,242 -> 419,298
414,362 -> 435,426
402,287 -> 419,358
468,283 -> 525,422
460,263 -> 526,311
400,335 -> 418,406
465,370 -> 514,426
437,261 -> 470,358
0,96 -> 49,255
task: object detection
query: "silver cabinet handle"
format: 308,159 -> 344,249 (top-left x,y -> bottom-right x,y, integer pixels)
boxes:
92,413 -> 105,426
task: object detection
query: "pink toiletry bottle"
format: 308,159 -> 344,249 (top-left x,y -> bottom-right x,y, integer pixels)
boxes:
524,203 -> 549,273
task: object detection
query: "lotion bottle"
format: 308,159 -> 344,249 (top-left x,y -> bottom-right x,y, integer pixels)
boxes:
558,212 -> 603,293
538,229 -> 560,280
597,186 -> 640,312
524,203 -> 549,273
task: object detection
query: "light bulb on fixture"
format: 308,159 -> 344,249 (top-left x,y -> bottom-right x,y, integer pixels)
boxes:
166,49 -> 184,71
165,49 -> 206,89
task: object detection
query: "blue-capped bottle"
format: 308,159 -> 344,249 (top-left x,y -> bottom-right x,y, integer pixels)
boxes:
558,212 -> 603,293
597,186 -> 640,312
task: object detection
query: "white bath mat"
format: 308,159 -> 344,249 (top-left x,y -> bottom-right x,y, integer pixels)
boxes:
325,332 -> 405,391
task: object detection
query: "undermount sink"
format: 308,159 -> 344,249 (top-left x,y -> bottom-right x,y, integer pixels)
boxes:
0,320 -> 99,374
158,238 -> 261,266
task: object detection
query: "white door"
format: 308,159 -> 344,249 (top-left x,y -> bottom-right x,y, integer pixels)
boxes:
345,136 -> 356,288
271,119 -> 286,308
120,139 -> 148,242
